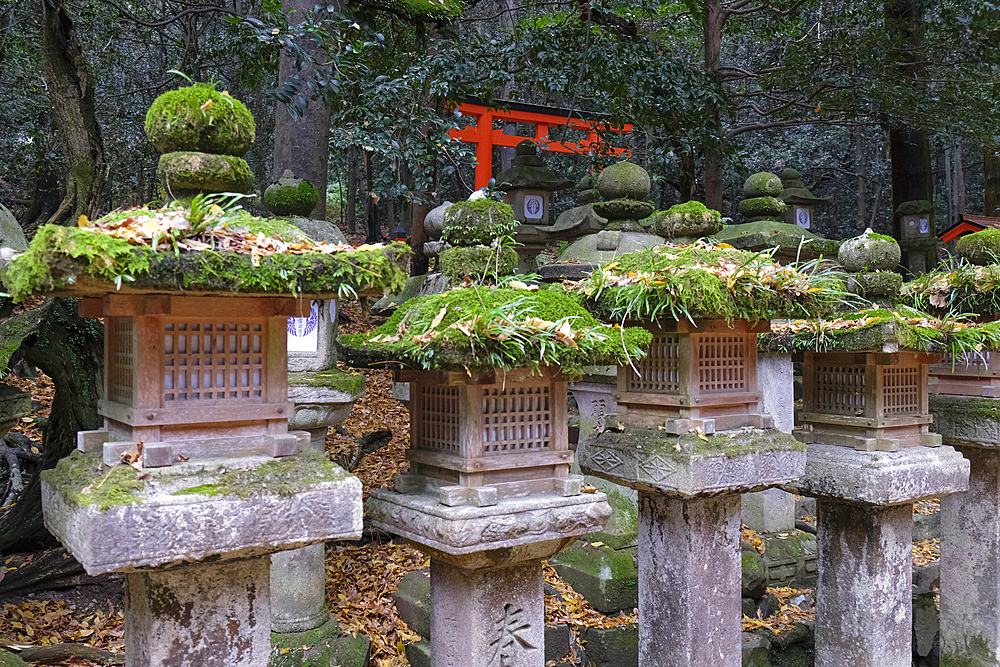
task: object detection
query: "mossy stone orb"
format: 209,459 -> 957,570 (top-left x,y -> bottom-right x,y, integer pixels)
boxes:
838,231 -> 901,272
738,196 -> 786,221
649,201 -> 723,239
157,152 -> 254,194
264,170 -> 319,217
145,83 -> 256,157
592,199 -> 654,221
847,270 -> 904,298
956,228 -> 1000,266
442,199 -> 517,246
579,173 -> 597,190
743,172 -> 783,198
439,245 -> 518,281
598,162 -> 650,201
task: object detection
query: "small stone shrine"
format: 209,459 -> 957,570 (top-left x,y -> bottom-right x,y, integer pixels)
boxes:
717,171 -> 840,262
341,287 -> 651,666
16,86 -> 406,667
574,243 -> 839,667
539,161 -> 662,281
895,199 -> 937,276
777,168 -> 831,230
764,307 -> 971,667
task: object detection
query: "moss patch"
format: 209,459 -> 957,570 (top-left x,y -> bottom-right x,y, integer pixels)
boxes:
158,152 -> 254,194
7,224 -> 408,301
341,286 -> 651,375
743,172 -> 783,198
438,245 -> 517,281
264,176 -> 319,217
145,83 -> 256,157
288,368 -> 366,396
172,451 -> 349,498
838,231 -> 901,272
598,427 -> 804,460
956,228 -> 1000,266
41,450 -> 146,510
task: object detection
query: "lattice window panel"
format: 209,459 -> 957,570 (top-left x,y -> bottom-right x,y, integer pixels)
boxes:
881,365 -> 920,416
934,351 -> 990,373
814,364 -> 866,415
163,321 -> 264,403
414,386 -> 460,454
628,334 -> 681,393
482,384 -> 551,455
697,335 -> 746,393
108,319 -> 134,405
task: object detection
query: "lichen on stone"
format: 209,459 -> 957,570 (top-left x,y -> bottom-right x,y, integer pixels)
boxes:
171,451 -> 349,498
288,368 -> 366,395
41,450 -> 146,510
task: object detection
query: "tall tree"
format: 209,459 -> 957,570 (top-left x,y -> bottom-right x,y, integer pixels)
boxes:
37,0 -> 108,228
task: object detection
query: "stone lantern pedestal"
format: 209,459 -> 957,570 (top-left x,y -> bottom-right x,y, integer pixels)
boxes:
42,294 -> 364,667
366,367 -> 610,667
579,319 -> 804,667
792,344 -> 968,667
930,394 -> 1000,666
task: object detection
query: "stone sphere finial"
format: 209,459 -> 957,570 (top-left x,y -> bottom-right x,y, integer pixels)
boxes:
597,162 -> 651,201
264,170 -> 320,217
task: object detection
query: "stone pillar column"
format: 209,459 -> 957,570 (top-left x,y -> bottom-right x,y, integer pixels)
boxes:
270,544 -> 329,633
430,559 -> 544,667
125,557 -> 270,667
791,443 -> 969,667
814,502 -> 912,667
638,493 -> 741,667
931,394 -> 1000,666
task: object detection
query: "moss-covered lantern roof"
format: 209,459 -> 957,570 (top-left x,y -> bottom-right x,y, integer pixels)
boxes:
6,203 -> 407,302
560,242 -> 846,324
900,243 -> 1000,318
340,284 -> 652,376
760,307 -> 1000,356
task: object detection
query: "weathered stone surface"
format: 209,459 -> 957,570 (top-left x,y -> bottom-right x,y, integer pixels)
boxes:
43,455 -> 363,575
744,172 -> 783,198
271,616 -> 371,667
371,273 -> 452,315
580,428 -> 805,498
365,490 -> 610,568
157,151 -> 254,194
553,230 -> 662,266
404,641 -> 431,667
264,170 -> 319,217
597,162 -> 650,201
287,368 -> 365,449
430,559 -> 544,667
286,218 -> 348,245
591,199 -> 654,221
838,231 -> 901,272
270,544 -> 329,633
913,592 -> 939,659
423,201 -> 453,241
0,203 -> 27,252
579,624 -> 638,667
125,556 -> 270,667
940,444 -> 1000,667
931,393 -> 1000,448
796,497 -> 816,519
545,625 -> 572,665
549,541 -> 638,614
392,568 -> 430,639
760,532 -> 817,588
790,444 -> 969,505
814,501 -> 912,667
639,492 -> 741,667
742,489 -> 795,534
742,545 -> 767,599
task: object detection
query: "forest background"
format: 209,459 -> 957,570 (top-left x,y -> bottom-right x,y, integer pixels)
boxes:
3,0 -> 1000,256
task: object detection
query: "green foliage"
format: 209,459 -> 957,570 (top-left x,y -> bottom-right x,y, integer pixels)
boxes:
341,286 -> 652,375
145,83 -> 256,157
902,257 -> 1000,317
574,244 -> 847,324
438,245 -> 518,281
442,200 -> 517,246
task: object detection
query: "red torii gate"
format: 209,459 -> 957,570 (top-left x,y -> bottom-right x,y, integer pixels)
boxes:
448,97 -> 632,190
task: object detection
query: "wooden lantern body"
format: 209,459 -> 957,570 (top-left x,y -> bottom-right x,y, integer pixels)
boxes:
78,295 -> 311,467
799,351 -> 941,451
929,352 -> 1000,397
393,367 -> 578,507
613,320 -> 772,433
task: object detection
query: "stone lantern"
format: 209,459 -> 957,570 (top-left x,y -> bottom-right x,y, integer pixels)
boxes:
17,83 -> 406,667
777,168 -> 831,231
575,243 -> 836,667
763,312 -> 968,667
342,288 -> 648,666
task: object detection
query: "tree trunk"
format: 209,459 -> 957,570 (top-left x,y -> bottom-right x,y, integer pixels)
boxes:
272,0 -> 332,220
952,139 -> 965,223
985,149 -> 1000,216
854,127 -> 867,231
701,0 -> 725,211
39,0 -> 108,227
0,298 -> 103,554
346,147 -> 358,234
